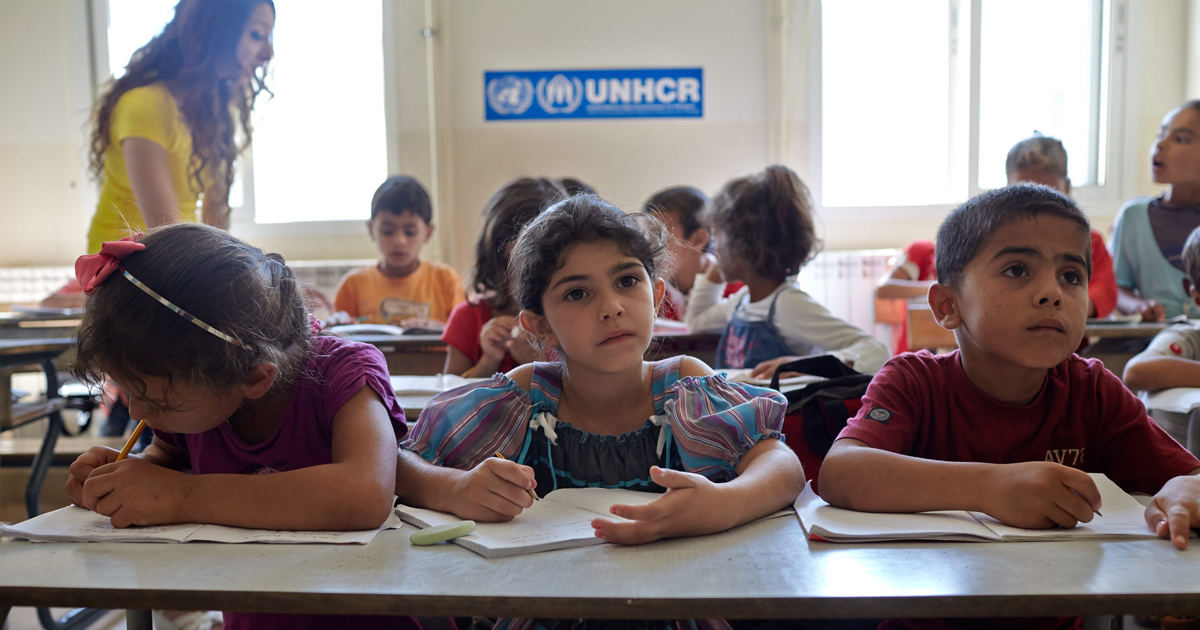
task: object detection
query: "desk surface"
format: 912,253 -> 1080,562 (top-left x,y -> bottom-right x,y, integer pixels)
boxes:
0,338 -> 73,354
3,516 -> 1200,619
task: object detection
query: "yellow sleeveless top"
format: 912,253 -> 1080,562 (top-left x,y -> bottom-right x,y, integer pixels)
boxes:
88,83 -> 201,254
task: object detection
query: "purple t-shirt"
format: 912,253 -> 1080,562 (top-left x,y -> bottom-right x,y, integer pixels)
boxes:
153,335 -> 418,630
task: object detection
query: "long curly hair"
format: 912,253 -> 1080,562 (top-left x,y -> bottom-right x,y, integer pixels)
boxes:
89,0 -> 275,223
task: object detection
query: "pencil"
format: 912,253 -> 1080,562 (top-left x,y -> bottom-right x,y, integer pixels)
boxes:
493,451 -> 538,502
116,419 -> 147,462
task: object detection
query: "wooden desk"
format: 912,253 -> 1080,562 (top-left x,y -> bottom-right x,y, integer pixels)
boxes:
344,334 -> 449,375
350,332 -> 724,376
0,312 -> 80,341
3,516 -> 1200,620
0,339 -> 74,520
906,304 -> 1169,351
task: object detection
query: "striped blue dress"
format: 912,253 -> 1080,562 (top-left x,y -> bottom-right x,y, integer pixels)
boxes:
403,356 -> 787,495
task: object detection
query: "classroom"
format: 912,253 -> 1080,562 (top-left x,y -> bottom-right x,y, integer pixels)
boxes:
3,1 -> 1200,629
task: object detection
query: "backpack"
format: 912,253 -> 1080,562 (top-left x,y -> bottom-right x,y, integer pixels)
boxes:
768,355 -> 873,493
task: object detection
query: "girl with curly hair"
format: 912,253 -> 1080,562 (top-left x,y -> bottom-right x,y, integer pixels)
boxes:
686,165 -> 890,376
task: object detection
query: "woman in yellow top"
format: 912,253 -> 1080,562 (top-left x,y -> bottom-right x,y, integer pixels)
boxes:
86,0 -> 276,254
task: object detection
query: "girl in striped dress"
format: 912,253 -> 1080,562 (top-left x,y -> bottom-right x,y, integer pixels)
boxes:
395,195 -> 804,629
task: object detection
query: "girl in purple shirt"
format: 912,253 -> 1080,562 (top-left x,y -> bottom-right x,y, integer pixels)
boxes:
65,223 -> 416,630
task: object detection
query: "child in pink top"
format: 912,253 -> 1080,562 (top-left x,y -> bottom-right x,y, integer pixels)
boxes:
66,224 -> 415,630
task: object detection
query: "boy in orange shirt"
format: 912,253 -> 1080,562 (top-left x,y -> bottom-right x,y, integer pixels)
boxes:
334,176 -> 463,327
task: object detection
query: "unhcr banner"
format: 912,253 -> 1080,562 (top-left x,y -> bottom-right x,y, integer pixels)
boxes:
484,68 -> 703,121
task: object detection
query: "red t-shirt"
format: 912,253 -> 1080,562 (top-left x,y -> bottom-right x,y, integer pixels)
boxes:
839,350 -> 1199,495
441,300 -> 519,374
892,232 -> 1118,353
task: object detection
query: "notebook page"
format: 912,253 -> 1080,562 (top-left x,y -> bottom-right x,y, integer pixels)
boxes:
970,473 -> 1158,541
794,482 -> 999,542
187,512 -> 403,544
544,487 -> 795,521
541,488 -> 658,517
0,506 -> 201,543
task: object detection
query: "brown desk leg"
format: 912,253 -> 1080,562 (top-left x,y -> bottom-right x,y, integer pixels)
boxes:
126,610 -> 152,630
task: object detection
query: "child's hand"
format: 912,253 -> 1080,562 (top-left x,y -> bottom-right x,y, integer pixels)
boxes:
479,315 -> 517,364
448,457 -> 537,522
749,355 -> 805,381
705,260 -> 725,284
1144,474 -> 1200,549
591,467 -> 735,545
1136,299 -> 1165,322
982,462 -> 1102,529
80,458 -> 192,528
66,446 -> 122,507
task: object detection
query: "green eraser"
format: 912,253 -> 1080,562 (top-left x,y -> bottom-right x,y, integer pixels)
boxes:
410,520 -> 476,545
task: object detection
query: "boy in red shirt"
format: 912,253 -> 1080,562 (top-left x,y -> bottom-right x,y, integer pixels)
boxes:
822,185 -> 1200,630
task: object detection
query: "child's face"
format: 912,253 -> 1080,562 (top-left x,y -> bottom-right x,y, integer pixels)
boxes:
1007,167 -> 1070,195
109,374 -> 247,435
711,228 -> 747,282
523,240 -> 665,374
936,215 -> 1090,370
657,211 -> 706,290
368,212 -> 434,271
1152,107 -> 1200,187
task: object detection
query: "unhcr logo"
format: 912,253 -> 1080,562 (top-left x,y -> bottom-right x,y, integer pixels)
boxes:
536,74 -> 584,114
485,67 -> 703,121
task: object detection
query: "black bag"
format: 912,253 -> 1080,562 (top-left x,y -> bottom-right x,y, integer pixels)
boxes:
770,355 -> 873,458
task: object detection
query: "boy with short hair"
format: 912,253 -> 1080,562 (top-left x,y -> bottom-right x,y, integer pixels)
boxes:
1124,226 -> 1200,394
334,176 -> 463,326
642,186 -> 741,320
821,185 -> 1200,629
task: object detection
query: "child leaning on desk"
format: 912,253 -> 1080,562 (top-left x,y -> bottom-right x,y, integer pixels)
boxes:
65,224 -> 418,630
442,177 -> 564,377
1124,226 -> 1200,394
820,186 -> 1200,630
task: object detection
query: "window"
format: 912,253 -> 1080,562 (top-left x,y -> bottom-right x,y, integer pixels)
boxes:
819,0 -> 1114,208
99,0 -> 391,225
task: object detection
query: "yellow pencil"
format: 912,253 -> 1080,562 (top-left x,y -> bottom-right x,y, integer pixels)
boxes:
116,419 -> 147,462
493,451 -> 538,502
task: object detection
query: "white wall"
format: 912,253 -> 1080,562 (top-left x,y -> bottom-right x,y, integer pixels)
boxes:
0,0 -> 95,267
0,0 -> 1192,269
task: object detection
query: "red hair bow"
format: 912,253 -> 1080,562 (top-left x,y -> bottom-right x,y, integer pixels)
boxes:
75,234 -> 146,295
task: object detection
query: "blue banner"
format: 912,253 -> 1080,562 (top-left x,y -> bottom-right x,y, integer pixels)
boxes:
484,68 -> 703,121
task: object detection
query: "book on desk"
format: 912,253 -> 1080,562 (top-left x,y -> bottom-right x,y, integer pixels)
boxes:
794,472 -> 1164,543
397,487 -> 793,558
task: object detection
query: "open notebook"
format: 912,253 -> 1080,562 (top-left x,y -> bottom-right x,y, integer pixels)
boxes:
0,506 -> 402,544
397,487 -> 793,558
795,473 -> 1160,543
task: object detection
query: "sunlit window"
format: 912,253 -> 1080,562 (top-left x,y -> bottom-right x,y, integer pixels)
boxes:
822,0 -> 956,208
977,0 -> 1102,189
821,0 -> 1109,208
104,0 -> 389,223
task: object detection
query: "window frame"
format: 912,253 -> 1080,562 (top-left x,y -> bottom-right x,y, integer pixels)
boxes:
808,0 -> 1132,222
88,0 -> 402,238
